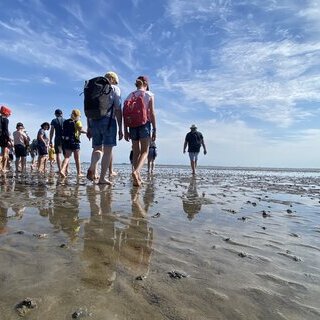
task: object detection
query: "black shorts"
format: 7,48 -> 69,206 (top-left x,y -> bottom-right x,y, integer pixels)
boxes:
0,136 -> 9,148
54,138 -> 63,154
37,143 -> 48,156
14,144 -> 27,158
63,140 -> 80,151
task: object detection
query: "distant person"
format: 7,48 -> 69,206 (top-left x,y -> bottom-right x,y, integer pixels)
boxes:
183,124 -> 207,175
147,141 -> 157,174
49,109 -> 64,172
85,71 -> 123,185
0,105 -> 12,172
29,139 -> 38,170
124,76 -> 156,186
37,122 -> 50,173
13,122 -> 30,173
48,145 -> 56,169
60,109 -> 86,177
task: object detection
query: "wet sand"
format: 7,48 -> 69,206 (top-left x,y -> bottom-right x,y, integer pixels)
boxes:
0,165 -> 320,319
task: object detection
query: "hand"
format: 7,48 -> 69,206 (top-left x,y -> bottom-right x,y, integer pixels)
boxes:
86,128 -> 92,140
118,131 -> 123,141
124,131 -> 130,142
152,131 -> 156,141
204,150 -> 207,155
183,150 -> 186,154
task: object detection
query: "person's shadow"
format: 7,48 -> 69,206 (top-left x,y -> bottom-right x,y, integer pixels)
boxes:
182,177 -> 202,220
81,184 -> 119,290
118,186 -> 154,279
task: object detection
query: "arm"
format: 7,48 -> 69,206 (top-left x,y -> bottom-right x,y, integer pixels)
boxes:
86,118 -> 92,140
114,86 -> 123,141
183,140 -> 188,153
149,96 -> 157,141
115,108 -> 123,140
49,125 -> 54,145
201,139 -> 207,155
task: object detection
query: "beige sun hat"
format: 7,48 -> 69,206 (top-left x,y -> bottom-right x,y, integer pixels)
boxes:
105,71 -> 119,84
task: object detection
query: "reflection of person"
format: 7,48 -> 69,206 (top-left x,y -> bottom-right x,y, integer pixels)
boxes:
86,71 -> 123,185
183,124 -> 207,175
124,76 -> 157,186
119,187 -> 153,277
182,177 -> 202,220
49,109 -> 65,172
49,185 -> 80,242
147,141 -> 157,174
82,185 -> 119,290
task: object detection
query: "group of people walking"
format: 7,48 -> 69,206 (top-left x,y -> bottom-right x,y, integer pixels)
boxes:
0,73 -> 159,185
0,72 -> 207,182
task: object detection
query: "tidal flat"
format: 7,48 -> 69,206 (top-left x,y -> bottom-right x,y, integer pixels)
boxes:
0,165 -> 320,320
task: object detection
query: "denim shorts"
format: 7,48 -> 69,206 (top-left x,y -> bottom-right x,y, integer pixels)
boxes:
129,122 -> 151,141
189,152 -> 199,161
90,117 -> 117,147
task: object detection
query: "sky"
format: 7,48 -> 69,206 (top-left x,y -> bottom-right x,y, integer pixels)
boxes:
0,0 -> 320,168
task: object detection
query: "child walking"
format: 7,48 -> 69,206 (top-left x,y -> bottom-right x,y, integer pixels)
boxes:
60,109 -> 86,177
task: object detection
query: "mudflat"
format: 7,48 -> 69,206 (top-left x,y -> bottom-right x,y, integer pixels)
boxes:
0,166 -> 320,320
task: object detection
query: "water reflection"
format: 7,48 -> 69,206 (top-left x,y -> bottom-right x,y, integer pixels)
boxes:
81,183 -> 154,290
119,187 -> 153,278
182,177 -> 202,220
49,184 -> 80,242
82,185 -> 118,290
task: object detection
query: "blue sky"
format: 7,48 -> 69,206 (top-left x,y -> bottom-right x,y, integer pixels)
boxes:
1,0 -> 320,168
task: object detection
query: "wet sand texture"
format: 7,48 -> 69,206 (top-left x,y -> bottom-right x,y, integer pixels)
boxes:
0,166 -> 320,319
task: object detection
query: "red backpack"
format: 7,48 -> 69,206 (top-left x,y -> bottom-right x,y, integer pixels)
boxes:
123,91 -> 149,128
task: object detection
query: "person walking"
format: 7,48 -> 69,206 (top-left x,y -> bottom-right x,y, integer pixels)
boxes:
0,105 -> 12,172
49,109 -> 64,172
60,109 -> 86,177
86,71 -> 123,185
37,122 -> 50,173
13,122 -> 30,173
124,76 -> 156,186
183,124 -> 207,175
147,141 -> 157,174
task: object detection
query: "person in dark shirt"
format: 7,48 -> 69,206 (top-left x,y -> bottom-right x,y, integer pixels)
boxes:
183,124 -> 207,175
49,109 -> 64,172
0,105 -> 12,172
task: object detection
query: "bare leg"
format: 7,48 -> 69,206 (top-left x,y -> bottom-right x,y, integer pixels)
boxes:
132,137 -> 150,185
60,149 -> 72,177
73,149 -> 82,176
21,157 -> 26,173
98,146 -> 113,184
56,153 -> 62,172
87,146 -> 102,181
15,157 -> 20,172
191,160 -> 196,175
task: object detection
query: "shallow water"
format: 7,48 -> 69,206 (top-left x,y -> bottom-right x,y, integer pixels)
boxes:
0,165 -> 320,319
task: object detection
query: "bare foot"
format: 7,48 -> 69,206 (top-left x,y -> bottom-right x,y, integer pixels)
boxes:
97,179 -> 112,185
60,171 -> 66,178
132,172 -> 141,187
109,171 -> 118,177
86,169 -> 95,181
